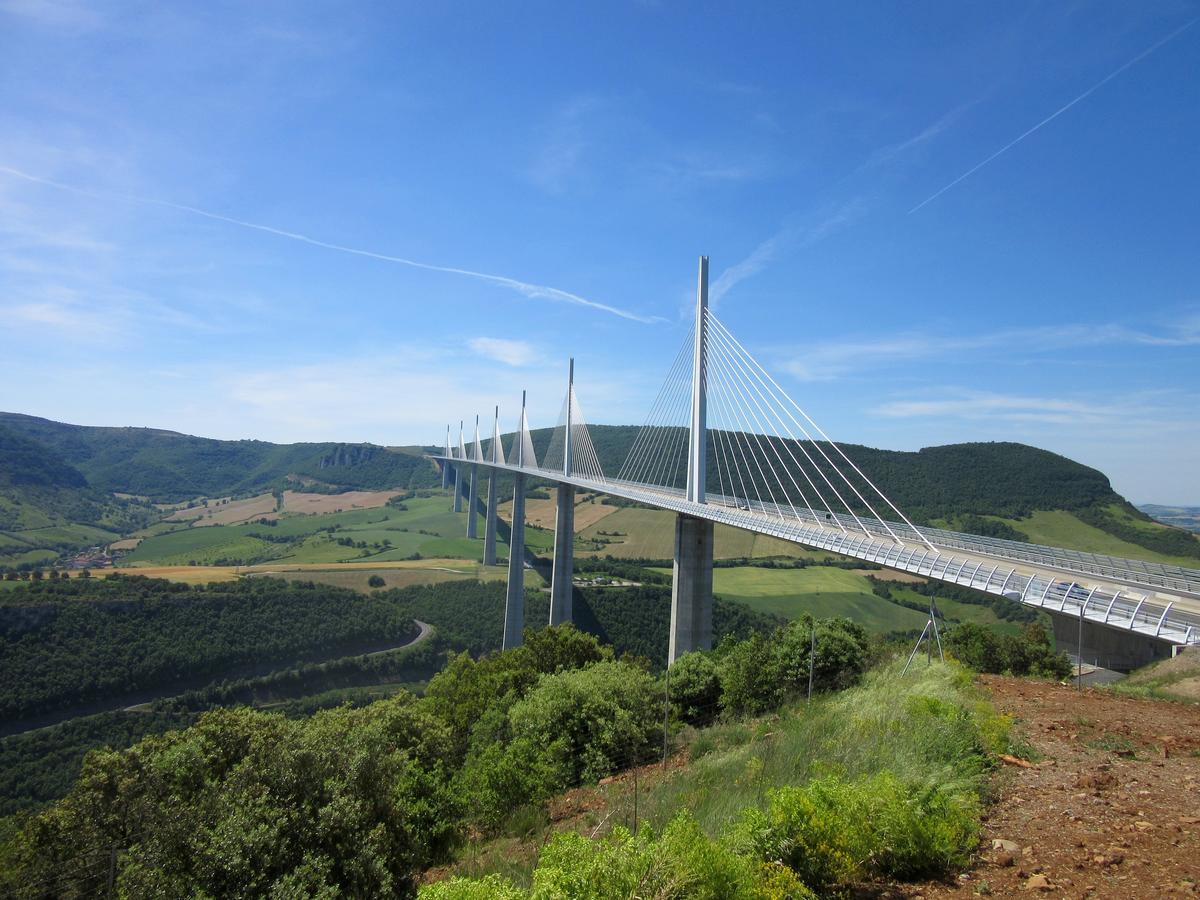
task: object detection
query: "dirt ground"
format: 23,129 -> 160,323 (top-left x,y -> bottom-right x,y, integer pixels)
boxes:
912,676 -> 1200,898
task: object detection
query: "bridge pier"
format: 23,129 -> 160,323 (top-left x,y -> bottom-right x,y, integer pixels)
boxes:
466,464 -> 479,538
504,474 -> 526,648
669,514 -> 714,664
549,483 -> 575,625
452,464 -> 463,512
483,469 -> 499,565
1048,610 -> 1174,672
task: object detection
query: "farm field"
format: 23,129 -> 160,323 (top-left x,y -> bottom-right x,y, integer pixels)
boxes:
166,492 -> 280,526
650,564 -> 930,631
99,559 -> 547,592
993,509 -> 1200,567
122,495 -> 498,567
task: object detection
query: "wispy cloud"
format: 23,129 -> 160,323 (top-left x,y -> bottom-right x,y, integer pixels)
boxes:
467,337 -> 539,367
864,101 -> 977,170
710,199 -> 866,306
0,0 -> 102,30
0,163 -> 664,324
871,387 -> 1200,434
780,317 -> 1200,381
909,17 -> 1199,213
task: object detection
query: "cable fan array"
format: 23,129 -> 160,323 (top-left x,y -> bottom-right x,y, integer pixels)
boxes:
619,311 -> 933,549
542,383 -> 606,482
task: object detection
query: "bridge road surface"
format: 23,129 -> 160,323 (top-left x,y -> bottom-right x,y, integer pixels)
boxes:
434,454 -> 1200,651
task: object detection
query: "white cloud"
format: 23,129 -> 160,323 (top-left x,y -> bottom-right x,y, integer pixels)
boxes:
710,199 -> 866,306
467,337 -> 539,367
779,317 -> 1200,381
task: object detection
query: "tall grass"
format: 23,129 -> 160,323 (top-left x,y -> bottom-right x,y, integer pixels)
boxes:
638,660 -> 1009,835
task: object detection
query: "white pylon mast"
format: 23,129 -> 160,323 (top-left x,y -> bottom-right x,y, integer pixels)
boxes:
686,256 -> 708,504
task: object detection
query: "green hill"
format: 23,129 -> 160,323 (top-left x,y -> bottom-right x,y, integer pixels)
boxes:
0,412 -> 441,502
515,426 -> 1200,563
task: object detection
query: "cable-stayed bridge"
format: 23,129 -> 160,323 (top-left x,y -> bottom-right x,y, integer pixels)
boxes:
432,258 -> 1200,668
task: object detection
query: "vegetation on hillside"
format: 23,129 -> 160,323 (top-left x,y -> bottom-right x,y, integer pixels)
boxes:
0,575 -> 421,724
0,412 -> 440,501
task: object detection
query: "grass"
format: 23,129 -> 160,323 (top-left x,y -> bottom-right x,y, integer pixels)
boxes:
122,495 -> 498,567
450,661 -> 1009,890
992,510 -> 1200,567
649,565 -> 931,633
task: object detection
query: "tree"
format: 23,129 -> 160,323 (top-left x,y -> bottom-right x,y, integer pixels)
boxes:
368,575 -> 386,588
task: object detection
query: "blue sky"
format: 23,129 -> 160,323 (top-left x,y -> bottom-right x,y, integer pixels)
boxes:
0,1 -> 1197,503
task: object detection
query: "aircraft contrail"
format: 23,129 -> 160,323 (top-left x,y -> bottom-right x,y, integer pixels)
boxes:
909,17 -> 1198,214
0,163 -> 663,324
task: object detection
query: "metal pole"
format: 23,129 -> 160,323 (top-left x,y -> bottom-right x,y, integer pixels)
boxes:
902,621 -> 931,675
807,619 -> 815,701
1078,593 -> 1085,690
930,598 -> 945,663
687,256 -> 708,504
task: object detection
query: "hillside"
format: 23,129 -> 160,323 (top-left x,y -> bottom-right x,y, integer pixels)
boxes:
518,426 -> 1200,563
0,412 -> 440,502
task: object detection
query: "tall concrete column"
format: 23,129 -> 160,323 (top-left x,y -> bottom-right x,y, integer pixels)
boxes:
549,360 -> 575,626
442,424 -> 451,490
504,473 -> 526,649
549,483 -> 575,625
452,420 -> 464,513
484,406 -> 500,566
669,257 -> 714,665
466,464 -> 478,538
466,416 -> 480,539
669,514 -> 714,663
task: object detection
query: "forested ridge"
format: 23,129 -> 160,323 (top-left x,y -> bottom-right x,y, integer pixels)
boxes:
0,576 -> 421,725
0,412 -> 440,501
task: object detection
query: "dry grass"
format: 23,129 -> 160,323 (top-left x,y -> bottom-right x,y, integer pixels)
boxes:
165,493 -> 279,527
498,496 -> 619,532
280,489 -> 403,515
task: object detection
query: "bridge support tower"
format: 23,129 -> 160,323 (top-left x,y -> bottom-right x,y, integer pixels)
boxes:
504,473 -> 526,648
549,360 -> 576,626
484,407 -> 500,566
669,256 -> 714,664
466,416 -> 480,539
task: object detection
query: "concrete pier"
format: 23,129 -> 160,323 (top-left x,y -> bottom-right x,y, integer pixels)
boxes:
466,465 -> 478,538
452,464 -> 463,512
549,483 -> 575,625
504,474 -> 526,649
483,469 -> 499,565
1049,610 -> 1174,671
669,514 -> 714,664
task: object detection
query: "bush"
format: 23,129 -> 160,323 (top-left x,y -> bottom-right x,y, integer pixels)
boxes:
668,651 -> 720,725
727,772 -> 978,890
946,622 -> 1072,679
507,660 -> 662,784
772,616 -> 870,695
425,814 -> 815,899
367,574 -> 386,588
717,633 -> 782,715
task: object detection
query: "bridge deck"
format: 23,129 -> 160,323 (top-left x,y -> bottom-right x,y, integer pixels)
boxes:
434,455 -> 1200,647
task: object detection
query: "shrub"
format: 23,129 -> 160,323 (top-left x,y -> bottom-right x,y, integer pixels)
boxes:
507,660 -> 661,785
668,651 -> 720,725
531,815 -> 815,899
367,574 -> 386,588
772,616 -> 870,695
717,633 -> 782,715
419,874 -> 527,899
726,772 -> 978,890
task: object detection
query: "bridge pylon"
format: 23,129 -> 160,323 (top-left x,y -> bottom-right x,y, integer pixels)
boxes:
466,416 -> 481,538
504,391 -> 530,649
484,406 -> 501,566
669,256 -> 715,664
452,420 -> 465,513
549,359 -> 576,626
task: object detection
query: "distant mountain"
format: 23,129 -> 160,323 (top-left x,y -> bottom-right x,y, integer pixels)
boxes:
0,413 -> 441,503
1139,504 -> 1200,535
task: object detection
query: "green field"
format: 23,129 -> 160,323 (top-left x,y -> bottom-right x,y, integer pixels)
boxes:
649,565 -> 928,632
993,509 -> 1200,567
579,507 -> 830,561
122,496 -> 499,567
